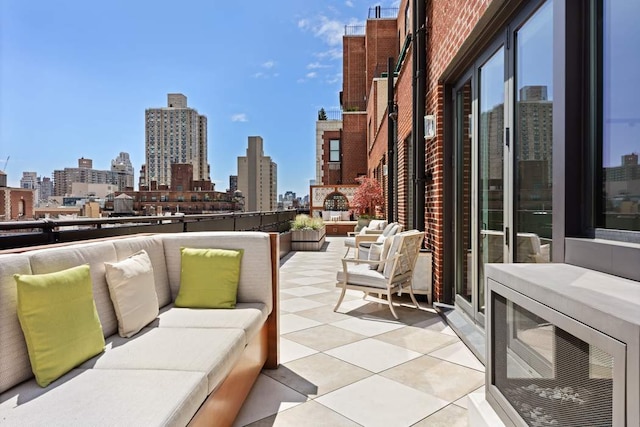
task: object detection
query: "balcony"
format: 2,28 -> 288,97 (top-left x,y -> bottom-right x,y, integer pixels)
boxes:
0,223 -> 483,425
234,236 -> 484,426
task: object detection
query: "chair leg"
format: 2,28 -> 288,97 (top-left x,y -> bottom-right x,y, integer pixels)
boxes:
407,285 -> 421,309
344,247 -> 351,257
387,291 -> 399,319
334,286 -> 347,312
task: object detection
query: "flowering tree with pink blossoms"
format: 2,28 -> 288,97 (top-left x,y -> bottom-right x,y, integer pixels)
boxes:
350,177 -> 384,217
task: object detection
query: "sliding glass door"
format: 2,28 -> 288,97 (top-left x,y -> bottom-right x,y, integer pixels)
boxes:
453,0 -> 553,326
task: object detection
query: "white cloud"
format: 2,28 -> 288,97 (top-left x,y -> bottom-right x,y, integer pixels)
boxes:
307,62 -> 330,69
262,60 -> 275,69
346,0 -> 354,7
315,16 -> 345,46
299,15 -> 364,47
231,113 -> 248,122
253,72 -> 264,78
315,48 -> 343,60
306,72 -> 318,78
326,72 -> 342,85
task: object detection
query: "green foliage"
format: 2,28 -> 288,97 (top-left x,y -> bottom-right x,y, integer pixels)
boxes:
290,214 -> 324,231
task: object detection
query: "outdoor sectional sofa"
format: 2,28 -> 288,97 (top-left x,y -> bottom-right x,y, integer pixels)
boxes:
0,231 -> 279,426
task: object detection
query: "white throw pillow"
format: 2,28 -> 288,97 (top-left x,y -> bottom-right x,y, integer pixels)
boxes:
367,243 -> 383,270
377,236 -> 395,272
104,250 -> 159,338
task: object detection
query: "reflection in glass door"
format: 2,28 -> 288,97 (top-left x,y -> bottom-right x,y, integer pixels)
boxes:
454,79 -> 473,306
514,0 -> 554,263
478,47 -> 505,315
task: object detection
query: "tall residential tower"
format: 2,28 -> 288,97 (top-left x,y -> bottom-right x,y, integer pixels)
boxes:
237,136 -> 277,212
142,94 -> 210,189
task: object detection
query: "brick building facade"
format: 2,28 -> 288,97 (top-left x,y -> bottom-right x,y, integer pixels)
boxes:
332,0 -> 640,321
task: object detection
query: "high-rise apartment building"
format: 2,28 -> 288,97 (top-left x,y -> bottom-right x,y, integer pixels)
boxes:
143,94 -> 210,189
20,172 -> 38,190
53,156 -> 133,196
237,136 -> 277,212
111,152 -> 135,189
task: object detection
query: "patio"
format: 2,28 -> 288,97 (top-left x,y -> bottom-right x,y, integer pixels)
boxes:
234,236 -> 484,426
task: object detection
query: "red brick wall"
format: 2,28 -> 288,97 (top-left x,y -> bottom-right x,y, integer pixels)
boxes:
343,37 -> 366,111
0,190 -> 5,219
171,164 -> 193,191
395,52 -> 413,228
4,189 -> 35,220
366,19 -> 398,86
425,0 -> 491,301
342,113 -> 368,184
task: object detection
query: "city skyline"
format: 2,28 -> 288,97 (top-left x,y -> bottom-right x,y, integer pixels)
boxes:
1,0 -> 401,198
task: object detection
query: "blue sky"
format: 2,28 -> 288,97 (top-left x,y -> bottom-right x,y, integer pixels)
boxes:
1,0 -> 399,197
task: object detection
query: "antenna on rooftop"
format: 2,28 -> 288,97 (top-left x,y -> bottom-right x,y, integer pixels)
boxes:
2,156 -> 8,171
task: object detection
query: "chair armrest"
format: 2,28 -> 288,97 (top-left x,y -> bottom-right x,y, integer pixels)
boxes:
355,234 -> 379,246
341,257 -> 385,275
347,231 -> 359,237
363,229 -> 383,235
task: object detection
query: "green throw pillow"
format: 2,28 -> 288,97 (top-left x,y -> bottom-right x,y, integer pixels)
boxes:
175,247 -> 244,309
15,264 -> 105,387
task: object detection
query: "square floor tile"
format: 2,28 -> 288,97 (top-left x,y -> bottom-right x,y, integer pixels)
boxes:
413,316 -> 458,336
280,298 -> 325,313
245,401 -> 361,427
412,404 -> 469,427
287,276 -> 332,286
295,269 -> 336,277
330,316 -> 404,337
454,386 -> 484,409
381,355 -> 484,402
316,375 -> 449,427
280,338 -> 318,363
375,325 -> 459,355
429,342 -> 484,372
281,286 -> 329,297
294,305 -> 353,324
233,374 -> 307,427
264,353 -> 372,398
284,324 -> 366,352
325,338 -> 421,373
280,314 -> 323,334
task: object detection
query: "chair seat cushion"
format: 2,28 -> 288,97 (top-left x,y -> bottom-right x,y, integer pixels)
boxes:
336,264 -> 387,289
79,327 -> 245,394
0,368 -> 207,427
154,302 -> 268,343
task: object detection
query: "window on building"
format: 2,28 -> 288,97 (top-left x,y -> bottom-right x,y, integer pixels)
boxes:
595,0 -> 640,233
329,139 -> 340,162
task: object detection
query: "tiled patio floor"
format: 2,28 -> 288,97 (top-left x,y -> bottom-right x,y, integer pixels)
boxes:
234,237 -> 485,427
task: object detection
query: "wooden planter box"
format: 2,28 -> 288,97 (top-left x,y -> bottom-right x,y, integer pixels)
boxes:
291,227 -> 326,251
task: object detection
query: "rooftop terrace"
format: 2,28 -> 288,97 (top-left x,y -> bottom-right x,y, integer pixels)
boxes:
234,236 -> 483,426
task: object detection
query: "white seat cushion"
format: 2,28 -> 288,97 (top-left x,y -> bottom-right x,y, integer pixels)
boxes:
0,368 -> 207,427
336,264 -> 387,289
154,302 -> 268,343
79,327 -> 245,394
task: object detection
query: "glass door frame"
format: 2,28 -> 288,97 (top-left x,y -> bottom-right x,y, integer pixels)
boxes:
452,0 -> 551,326
453,35 -> 510,326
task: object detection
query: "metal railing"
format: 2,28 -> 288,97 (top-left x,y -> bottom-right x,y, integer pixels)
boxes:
344,25 -> 365,36
0,210 -> 298,251
368,6 -> 399,19
318,109 -> 343,121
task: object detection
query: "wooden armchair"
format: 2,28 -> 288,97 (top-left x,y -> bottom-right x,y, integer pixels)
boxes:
334,230 -> 424,319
